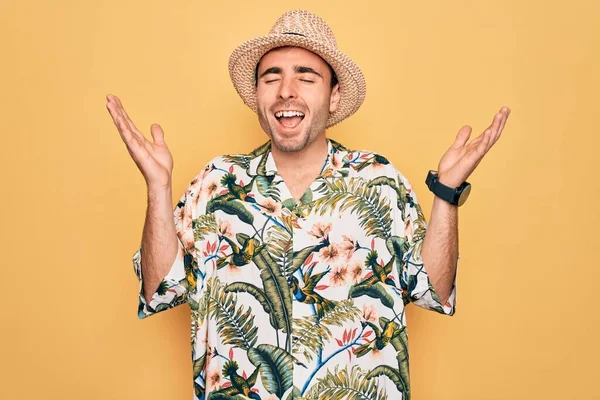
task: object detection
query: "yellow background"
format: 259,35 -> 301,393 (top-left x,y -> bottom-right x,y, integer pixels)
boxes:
2,0 -> 598,399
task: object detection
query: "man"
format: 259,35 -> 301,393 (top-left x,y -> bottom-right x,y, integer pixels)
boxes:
106,10 -> 509,400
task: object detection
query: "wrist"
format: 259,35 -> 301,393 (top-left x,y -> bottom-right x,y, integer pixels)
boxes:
436,172 -> 463,188
147,184 -> 172,201
426,170 -> 471,207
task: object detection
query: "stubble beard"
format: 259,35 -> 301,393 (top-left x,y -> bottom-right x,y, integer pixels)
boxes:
258,99 -> 331,153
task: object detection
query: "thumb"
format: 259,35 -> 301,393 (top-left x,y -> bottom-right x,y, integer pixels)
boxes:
150,123 -> 165,144
451,125 -> 472,149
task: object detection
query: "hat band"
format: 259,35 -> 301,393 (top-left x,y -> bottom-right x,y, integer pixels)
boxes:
282,32 -> 306,37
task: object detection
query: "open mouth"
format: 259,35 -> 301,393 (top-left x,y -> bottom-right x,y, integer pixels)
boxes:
274,110 -> 305,129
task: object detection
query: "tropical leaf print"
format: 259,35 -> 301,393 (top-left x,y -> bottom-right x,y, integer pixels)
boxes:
252,249 -> 293,346
264,225 -> 297,281
385,235 -> 410,279
221,154 -> 252,171
367,176 -> 410,215
206,278 -> 258,351
224,281 -> 281,333
305,365 -> 388,400
193,214 -> 217,242
247,343 -> 295,398
312,177 -> 392,240
365,326 -> 410,398
207,200 -> 254,225
292,299 -> 361,362
349,282 -> 395,308
255,175 -> 280,202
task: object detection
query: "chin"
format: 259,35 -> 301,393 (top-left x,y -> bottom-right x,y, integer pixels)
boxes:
271,135 -> 310,152
269,123 -> 312,152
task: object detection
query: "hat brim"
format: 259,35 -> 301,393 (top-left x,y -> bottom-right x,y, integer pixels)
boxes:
228,33 -> 366,128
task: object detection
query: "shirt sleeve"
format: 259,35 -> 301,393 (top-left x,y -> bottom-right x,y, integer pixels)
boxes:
133,173 -> 205,319
392,170 -> 457,316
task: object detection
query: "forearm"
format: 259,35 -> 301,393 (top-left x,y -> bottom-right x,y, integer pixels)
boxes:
421,196 -> 459,304
140,185 -> 179,303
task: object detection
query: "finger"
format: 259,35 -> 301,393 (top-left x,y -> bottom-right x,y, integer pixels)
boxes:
107,96 -> 131,134
494,107 -> 510,144
106,100 -> 121,125
107,102 -> 132,141
451,125 -> 472,149
481,111 -> 502,152
117,116 -> 152,163
110,103 -> 143,150
487,112 -> 503,150
113,96 -> 146,141
150,123 -> 166,144
478,129 -> 492,155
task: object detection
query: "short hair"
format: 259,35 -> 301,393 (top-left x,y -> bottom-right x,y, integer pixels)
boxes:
254,62 -> 339,90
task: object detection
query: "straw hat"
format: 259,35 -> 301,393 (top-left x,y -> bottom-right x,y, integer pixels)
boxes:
228,10 -> 366,128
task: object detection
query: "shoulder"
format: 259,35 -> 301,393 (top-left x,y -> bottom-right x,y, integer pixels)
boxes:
184,142 -> 269,191
340,145 -> 409,184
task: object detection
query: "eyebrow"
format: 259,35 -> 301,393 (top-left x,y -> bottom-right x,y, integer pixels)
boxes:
258,65 -> 323,79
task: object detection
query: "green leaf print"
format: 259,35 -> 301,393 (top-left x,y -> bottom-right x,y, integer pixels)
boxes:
283,386 -> 303,400
365,334 -> 410,398
248,344 -> 295,398
292,245 -> 320,273
192,354 -> 206,382
305,365 -> 388,400
193,214 -> 217,242
207,278 -> 258,351
365,363 -> 408,398
255,175 -> 280,202
367,175 -> 409,215
292,299 -> 361,362
252,248 -> 293,348
313,177 -> 393,240
265,224 -> 305,280
207,200 -> 254,225
386,235 -> 410,278
221,154 -> 252,171
349,282 -> 395,308
224,282 -> 281,332
299,189 -> 313,204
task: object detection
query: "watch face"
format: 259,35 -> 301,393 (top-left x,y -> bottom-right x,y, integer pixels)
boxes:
458,184 -> 471,207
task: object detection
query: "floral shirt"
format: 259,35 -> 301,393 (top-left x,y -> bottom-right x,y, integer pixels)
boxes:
133,138 -> 457,400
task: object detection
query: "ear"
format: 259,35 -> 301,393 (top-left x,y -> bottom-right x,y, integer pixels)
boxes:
329,83 -> 341,113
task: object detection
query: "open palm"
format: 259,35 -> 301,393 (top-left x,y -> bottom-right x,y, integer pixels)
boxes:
437,107 -> 511,188
106,94 -> 173,189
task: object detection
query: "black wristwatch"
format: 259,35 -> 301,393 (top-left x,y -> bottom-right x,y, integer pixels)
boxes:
425,170 -> 471,207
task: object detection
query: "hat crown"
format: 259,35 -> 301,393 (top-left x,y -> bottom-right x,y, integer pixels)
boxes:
269,10 -> 338,48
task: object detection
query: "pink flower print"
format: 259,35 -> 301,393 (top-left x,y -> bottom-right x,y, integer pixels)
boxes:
329,263 -> 348,287
349,260 -> 365,283
319,243 -> 341,264
308,221 -> 332,241
201,179 -> 219,200
206,368 -> 222,391
260,198 -> 283,218
339,235 -> 357,260
362,304 -> 377,323
217,219 -> 234,238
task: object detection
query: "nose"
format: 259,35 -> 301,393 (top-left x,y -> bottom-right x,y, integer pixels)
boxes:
277,76 -> 297,101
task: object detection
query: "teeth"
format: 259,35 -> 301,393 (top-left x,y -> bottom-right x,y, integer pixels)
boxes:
275,110 -> 305,118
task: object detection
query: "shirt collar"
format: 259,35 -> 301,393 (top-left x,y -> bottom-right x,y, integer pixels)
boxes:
248,138 -> 351,178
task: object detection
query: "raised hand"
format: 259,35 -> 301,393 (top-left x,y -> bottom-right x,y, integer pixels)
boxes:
106,94 -> 174,190
437,107 -> 511,188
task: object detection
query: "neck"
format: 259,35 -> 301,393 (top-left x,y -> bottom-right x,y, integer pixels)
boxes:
270,135 -> 328,175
